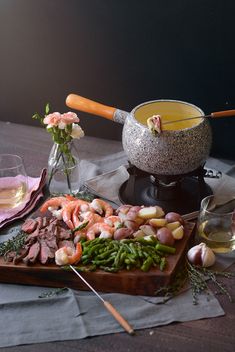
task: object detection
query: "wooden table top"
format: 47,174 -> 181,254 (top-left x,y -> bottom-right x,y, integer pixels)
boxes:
0,121 -> 234,352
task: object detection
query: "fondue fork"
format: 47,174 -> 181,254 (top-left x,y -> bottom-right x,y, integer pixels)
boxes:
69,265 -> 135,335
162,109 -> 235,126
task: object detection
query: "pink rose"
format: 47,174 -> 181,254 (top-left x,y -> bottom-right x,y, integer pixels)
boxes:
43,112 -> 61,127
61,112 -> 80,125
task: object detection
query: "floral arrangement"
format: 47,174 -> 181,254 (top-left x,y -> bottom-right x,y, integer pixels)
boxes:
32,103 -> 84,193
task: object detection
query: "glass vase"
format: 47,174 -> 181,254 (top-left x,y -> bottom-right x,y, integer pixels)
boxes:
47,141 -> 80,195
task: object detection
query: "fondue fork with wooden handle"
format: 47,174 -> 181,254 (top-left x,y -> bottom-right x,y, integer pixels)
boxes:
69,265 -> 135,335
162,109 -> 235,126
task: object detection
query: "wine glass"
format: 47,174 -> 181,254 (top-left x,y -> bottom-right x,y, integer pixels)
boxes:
0,154 -> 28,209
197,195 -> 235,254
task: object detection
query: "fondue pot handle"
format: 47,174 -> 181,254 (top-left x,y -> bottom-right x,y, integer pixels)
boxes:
66,94 -> 116,120
66,94 -> 128,124
211,109 -> 235,118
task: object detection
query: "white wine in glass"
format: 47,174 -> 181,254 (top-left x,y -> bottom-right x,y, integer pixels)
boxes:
0,154 -> 28,209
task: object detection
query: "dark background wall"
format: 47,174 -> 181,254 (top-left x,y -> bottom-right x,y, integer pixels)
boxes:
0,0 -> 235,158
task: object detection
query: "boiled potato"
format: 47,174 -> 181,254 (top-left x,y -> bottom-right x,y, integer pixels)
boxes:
138,206 -> 165,219
156,227 -> 175,246
172,225 -> 184,240
166,221 -> 181,231
165,212 -> 183,224
149,218 -> 167,227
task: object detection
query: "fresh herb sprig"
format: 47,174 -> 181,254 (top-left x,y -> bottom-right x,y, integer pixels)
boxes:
38,287 -> 68,298
50,191 -> 95,202
155,266 -> 188,303
187,261 -> 234,304
155,260 -> 234,305
0,231 -> 27,257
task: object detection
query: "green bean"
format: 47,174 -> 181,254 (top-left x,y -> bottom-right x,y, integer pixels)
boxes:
79,237 -> 174,273
129,243 -> 138,258
77,264 -> 97,272
160,257 -> 167,271
96,248 -> 117,260
120,251 -> 127,265
124,255 -> 136,265
122,243 -> 132,253
141,257 -> 153,272
89,243 -> 105,255
99,266 -> 119,273
155,243 -> 176,254
136,246 -> 144,258
135,236 -> 156,246
93,256 -> 115,266
114,247 -> 124,268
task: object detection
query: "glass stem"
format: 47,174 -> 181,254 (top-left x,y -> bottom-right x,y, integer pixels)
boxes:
61,152 -> 72,194
47,151 -> 62,188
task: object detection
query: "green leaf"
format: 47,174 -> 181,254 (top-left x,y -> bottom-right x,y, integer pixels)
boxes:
45,102 -> 50,115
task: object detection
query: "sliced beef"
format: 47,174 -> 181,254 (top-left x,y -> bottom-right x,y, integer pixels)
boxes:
24,227 -> 40,244
23,242 -> 40,264
13,215 -> 73,265
57,227 -> 71,240
21,218 -> 38,234
39,239 -> 55,264
58,240 -> 75,250
13,246 -> 30,264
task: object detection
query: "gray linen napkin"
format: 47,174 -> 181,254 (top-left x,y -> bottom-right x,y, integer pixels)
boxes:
0,285 -> 87,347
0,283 -> 224,347
0,152 -> 234,347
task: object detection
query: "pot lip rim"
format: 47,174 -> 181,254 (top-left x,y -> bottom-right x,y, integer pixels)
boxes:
129,99 -> 206,133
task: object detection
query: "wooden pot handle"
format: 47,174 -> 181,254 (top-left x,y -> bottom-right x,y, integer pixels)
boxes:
66,94 -> 116,120
211,109 -> 235,118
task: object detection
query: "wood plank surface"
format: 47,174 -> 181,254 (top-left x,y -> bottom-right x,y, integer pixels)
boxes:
0,223 -> 194,296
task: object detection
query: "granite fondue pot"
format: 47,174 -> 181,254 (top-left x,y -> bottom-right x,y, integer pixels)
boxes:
66,94 -> 212,175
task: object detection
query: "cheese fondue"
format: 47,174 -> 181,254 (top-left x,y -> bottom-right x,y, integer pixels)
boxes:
134,101 -> 203,131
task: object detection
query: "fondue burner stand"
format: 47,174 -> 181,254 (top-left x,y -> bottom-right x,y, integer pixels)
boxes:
118,163 -> 216,214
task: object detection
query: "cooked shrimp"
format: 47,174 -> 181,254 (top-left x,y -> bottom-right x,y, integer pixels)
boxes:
104,215 -> 122,229
55,242 -> 82,265
62,199 -> 91,230
71,199 -> 90,216
40,196 -> 69,213
62,200 -> 81,229
73,211 -> 103,236
64,194 -> 77,201
90,199 -> 113,217
86,222 -> 114,241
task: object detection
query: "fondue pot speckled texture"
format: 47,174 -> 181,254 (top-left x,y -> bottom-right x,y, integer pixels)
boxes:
66,94 -> 212,175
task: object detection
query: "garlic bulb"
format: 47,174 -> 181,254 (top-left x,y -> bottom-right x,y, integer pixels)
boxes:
187,243 -> 216,267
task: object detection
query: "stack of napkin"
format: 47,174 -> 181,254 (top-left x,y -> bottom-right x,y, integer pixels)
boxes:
0,169 -> 47,229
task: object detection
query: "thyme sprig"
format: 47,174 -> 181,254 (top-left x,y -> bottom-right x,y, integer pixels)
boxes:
0,231 -> 27,258
155,260 -> 234,305
38,287 -> 68,298
50,191 -> 95,202
187,261 -> 234,304
155,265 -> 188,303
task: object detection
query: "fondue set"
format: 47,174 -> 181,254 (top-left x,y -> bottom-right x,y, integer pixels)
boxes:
66,94 -> 234,213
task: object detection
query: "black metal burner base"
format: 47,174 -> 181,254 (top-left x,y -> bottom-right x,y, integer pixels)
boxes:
118,165 -> 213,214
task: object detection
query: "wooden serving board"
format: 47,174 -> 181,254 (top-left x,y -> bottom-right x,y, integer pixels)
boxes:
0,222 -> 194,296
